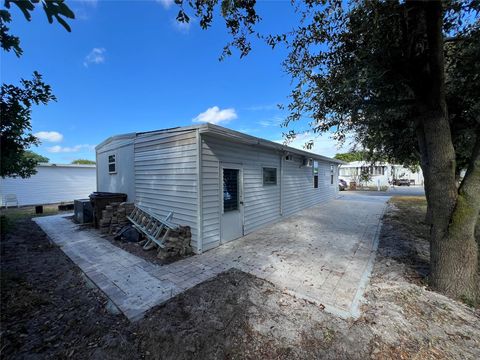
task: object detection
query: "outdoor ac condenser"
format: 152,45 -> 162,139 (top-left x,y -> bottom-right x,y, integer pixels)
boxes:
74,199 -> 93,224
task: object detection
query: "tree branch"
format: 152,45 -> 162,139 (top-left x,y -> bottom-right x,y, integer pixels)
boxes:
444,36 -> 466,43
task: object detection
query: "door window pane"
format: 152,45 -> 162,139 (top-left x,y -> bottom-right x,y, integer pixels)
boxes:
223,169 -> 239,212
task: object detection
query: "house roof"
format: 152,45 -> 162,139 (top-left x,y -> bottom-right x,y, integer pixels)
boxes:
97,124 -> 345,164
37,163 -> 96,168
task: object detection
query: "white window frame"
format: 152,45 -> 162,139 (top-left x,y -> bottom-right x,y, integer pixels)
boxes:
262,167 -> 277,186
108,153 -> 117,174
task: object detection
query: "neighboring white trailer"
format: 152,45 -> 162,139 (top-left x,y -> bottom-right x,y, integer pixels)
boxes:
339,161 -> 424,187
96,124 -> 343,253
0,163 -> 96,206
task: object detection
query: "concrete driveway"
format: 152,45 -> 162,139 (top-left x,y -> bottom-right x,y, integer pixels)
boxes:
206,192 -> 388,317
34,193 -> 387,320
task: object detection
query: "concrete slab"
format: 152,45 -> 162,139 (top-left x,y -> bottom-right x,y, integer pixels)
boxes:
34,193 -> 387,321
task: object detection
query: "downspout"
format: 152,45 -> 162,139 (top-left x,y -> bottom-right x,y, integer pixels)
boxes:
280,152 -> 284,216
196,129 -> 203,253
95,150 -> 99,192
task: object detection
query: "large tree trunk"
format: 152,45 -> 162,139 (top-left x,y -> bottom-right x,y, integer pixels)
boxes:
415,122 -> 433,225
439,137 -> 480,300
411,1 -> 479,302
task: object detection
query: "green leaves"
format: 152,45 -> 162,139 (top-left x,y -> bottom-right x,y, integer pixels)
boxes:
5,0 -> 75,29
176,9 -> 190,25
23,150 -> 49,163
71,159 -> 96,165
1,2 -> 72,177
42,0 -> 75,32
1,72 -> 57,178
0,9 -> 22,56
175,0 -> 260,59
5,0 -> 35,21
1,1 -> 75,57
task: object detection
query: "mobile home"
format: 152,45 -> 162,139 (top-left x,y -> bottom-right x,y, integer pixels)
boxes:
339,161 -> 424,187
0,163 -> 96,206
96,124 -> 343,253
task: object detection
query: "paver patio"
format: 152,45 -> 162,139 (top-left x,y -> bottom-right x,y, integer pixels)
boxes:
34,193 -> 387,321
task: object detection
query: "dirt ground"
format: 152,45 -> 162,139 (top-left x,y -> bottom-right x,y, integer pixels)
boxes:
1,198 -> 479,359
0,216 -> 140,359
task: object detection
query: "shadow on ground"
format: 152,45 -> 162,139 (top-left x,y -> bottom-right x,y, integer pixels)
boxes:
378,197 -> 431,283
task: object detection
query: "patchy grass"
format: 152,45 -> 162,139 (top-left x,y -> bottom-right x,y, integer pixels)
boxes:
0,204 -> 63,221
387,195 -> 479,307
387,196 -> 429,241
346,185 -> 389,192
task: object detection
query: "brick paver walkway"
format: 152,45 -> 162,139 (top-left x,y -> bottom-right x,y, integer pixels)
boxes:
34,193 -> 387,321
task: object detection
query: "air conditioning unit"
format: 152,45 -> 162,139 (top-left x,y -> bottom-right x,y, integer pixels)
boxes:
285,154 -> 294,161
74,199 -> 93,224
302,157 -> 313,167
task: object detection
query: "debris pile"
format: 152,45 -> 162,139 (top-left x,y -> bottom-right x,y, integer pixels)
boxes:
99,202 -> 135,235
156,226 -> 192,260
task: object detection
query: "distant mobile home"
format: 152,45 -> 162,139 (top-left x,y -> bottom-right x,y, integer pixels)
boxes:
96,124 -> 343,253
339,161 -> 424,187
0,163 -> 96,206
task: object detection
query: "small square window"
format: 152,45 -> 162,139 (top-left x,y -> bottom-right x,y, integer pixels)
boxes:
263,167 -> 277,185
108,154 -> 116,174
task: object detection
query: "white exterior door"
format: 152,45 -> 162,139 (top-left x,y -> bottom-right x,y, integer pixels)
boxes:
220,164 -> 244,243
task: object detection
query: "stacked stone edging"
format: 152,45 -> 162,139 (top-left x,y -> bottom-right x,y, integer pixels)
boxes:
157,226 -> 192,260
98,201 -> 192,260
99,202 -> 135,235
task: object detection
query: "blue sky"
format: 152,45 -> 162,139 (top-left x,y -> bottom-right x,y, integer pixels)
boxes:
3,0 -> 348,163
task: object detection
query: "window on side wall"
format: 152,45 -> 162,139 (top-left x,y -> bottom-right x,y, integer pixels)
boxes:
313,161 -> 319,188
263,167 -> 277,185
108,154 -> 116,174
330,165 -> 334,185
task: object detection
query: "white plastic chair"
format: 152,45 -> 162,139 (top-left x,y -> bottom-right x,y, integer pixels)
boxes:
4,194 -> 19,208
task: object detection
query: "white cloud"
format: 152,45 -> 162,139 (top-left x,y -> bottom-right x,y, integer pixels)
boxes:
274,132 -> 352,158
47,144 -> 95,153
34,131 -> 63,143
258,116 -> 284,128
157,0 -> 174,9
192,106 -> 238,125
83,47 -> 106,67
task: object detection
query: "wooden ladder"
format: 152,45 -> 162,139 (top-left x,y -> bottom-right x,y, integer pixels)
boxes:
127,205 -> 177,250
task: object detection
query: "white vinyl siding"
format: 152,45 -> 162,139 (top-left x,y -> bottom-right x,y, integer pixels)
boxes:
134,130 -> 199,251
0,165 -> 96,206
201,135 -> 281,250
97,125 -> 340,254
96,135 -> 136,201
282,155 -> 337,217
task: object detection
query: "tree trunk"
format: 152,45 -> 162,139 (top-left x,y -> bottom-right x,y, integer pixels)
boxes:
410,1 -> 479,302
415,121 -> 433,225
430,135 -> 480,301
